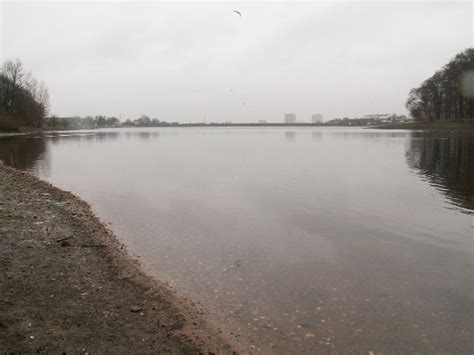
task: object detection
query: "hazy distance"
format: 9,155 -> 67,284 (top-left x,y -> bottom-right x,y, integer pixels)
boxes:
1,1 -> 471,123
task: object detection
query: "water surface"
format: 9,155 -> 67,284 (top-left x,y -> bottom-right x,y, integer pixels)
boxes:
1,127 -> 472,353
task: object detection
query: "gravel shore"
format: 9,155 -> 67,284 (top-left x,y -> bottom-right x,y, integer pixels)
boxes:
0,165 -> 238,353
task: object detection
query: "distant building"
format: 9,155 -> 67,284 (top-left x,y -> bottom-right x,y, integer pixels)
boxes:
361,114 -> 392,122
284,113 -> 296,124
258,120 -> 267,124
311,114 -> 323,124
361,114 -> 408,123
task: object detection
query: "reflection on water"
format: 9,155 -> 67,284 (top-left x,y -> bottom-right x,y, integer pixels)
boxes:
0,128 -> 472,353
406,133 -> 474,214
0,135 -> 49,172
284,131 -> 296,141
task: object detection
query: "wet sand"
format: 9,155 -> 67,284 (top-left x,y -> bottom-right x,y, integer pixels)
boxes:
0,165 -> 239,353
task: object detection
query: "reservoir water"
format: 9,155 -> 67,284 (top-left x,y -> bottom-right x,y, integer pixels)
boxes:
1,127 -> 472,353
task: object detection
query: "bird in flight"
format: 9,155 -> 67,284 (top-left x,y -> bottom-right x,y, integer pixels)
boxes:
233,10 -> 242,17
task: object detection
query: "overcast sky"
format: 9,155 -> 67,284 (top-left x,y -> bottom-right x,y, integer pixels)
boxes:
1,1 -> 472,122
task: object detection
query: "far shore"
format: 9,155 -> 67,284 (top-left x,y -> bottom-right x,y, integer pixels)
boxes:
0,165 -> 240,353
1,119 -> 474,135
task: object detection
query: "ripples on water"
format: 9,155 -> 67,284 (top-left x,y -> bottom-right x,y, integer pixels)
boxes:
0,128 -> 472,353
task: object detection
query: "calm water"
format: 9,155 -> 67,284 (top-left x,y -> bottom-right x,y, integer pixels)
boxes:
1,127 -> 473,353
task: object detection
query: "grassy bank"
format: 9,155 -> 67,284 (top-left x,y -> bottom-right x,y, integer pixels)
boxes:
0,165 -> 238,353
0,114 -> 20,133
373,119 -> 474,130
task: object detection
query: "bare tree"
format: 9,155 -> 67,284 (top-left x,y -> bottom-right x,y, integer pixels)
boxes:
406,48 -> 474,121
0,58 -> 50,128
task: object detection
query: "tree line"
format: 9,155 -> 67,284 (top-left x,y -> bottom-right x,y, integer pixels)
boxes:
45,115 -> 120,130
45,114 -> 175,130
406,48 -> 474,121
0,59 -> 49,130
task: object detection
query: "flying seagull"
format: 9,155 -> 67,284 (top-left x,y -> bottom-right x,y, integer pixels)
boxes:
233,10 -> 242,17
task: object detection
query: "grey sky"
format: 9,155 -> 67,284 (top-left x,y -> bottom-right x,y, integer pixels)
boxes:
1,1 -> 472,122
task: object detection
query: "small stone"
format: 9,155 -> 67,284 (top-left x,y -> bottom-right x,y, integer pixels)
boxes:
130,306 -> 142,313
60,241 -> 71,247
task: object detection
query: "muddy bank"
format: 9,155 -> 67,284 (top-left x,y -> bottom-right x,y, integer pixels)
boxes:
0,165 -> 239,353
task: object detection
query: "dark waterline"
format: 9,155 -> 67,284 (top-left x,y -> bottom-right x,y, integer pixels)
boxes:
1,127 -> 472,353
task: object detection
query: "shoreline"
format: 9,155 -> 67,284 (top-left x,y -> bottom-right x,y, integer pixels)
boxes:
371,120 -> 474,131
0,165 -> 240,353
2,120 -> 474,135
